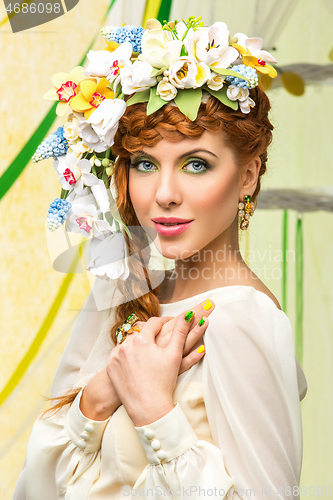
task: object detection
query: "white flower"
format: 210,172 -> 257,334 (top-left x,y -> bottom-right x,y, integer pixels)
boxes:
239,96 -> 256,114
139,20 -> 182,69
87,232 -> 130,281
156,80 -> 177,101
57,153 -> 99,195
90,179 -> 110,214
188,22 -> 239,69
169,57 -> 210,89
84,42 -> 133,88
226,85 -> 255,114
120,60 -> 157,94
63,116 -> 80,141
207,72 -> 225,91
226,84 -> 249,102
67,139 -> 93,159
233,33 -> 277,64
86,98 -> 126,148
66,202 -> 109,239
79,119 -> 109,153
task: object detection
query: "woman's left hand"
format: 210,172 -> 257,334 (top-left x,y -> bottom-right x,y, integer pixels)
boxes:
106,311 -> 198,426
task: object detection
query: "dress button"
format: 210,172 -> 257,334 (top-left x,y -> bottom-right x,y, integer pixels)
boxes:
84,423 -> 94,433
77,439 -> 87,450
80,432 -> 89,440
144,429 -> 154,440
151,439 -> 160,451
157,449 -> 166,460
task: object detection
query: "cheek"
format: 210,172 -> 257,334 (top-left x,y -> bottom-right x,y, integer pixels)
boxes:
128,174 -> 152,222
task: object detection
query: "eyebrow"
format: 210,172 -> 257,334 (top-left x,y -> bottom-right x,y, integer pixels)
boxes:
131,148 -> 218,161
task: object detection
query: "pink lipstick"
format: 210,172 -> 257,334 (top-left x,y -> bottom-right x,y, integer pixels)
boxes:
151,217 -> 194,237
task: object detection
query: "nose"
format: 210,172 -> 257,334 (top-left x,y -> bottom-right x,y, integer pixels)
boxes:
154,169 -> 182,208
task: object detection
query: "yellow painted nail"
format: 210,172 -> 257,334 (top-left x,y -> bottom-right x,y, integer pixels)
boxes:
203,299 -> 212,311
197,345 -> 205,354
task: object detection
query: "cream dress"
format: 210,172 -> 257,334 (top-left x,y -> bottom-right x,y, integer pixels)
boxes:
12,277 -> 307,500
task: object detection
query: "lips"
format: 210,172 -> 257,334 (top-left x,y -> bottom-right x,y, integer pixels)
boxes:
151,218 -> 194,237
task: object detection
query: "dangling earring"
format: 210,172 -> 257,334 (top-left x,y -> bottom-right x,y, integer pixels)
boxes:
238,195 -> 255,230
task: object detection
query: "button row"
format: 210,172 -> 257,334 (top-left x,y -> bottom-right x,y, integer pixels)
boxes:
77,422 -> 94,450
143,427 -> 166,461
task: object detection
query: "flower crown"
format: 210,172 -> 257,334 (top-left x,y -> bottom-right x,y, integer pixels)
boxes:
34,17 -> 277,281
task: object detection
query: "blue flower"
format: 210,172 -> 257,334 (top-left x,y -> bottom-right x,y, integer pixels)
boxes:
32,126 -> 69,163
226,64 -> 258,89
101,24 -> 145,54
47,197 -> 72,231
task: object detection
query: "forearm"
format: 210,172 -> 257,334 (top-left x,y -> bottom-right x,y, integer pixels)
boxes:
79,368 -> 121,421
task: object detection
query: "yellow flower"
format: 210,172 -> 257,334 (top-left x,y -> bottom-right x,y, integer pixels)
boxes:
232,44 -> 277,78
43,67 -> 87,117
70,78 -> 114,119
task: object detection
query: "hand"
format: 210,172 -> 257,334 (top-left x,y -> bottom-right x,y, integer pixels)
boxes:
135,298 -> 216,374
106,308 -> 210,426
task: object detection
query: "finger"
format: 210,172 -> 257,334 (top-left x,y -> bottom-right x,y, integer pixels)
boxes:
179,344 -> 205,375
183,316 -> 209,355
189,299 -> 215,328
137,316 -> 172,340
167,309 -> 195,354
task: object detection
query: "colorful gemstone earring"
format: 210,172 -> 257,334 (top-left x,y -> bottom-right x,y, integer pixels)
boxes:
238,195 -> 255,230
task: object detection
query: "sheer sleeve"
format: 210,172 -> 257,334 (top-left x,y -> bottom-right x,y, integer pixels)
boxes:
131,288 -> 303,500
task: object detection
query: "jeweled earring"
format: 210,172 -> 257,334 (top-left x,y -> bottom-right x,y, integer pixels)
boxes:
238,195 -> 255,230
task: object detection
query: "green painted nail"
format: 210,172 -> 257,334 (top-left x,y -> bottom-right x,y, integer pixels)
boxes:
184,310 -> 194,322
198,317 -> 205,327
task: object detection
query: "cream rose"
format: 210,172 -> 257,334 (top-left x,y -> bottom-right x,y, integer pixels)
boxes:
156,80 -> 177,101
207,72 -> 225,91
63,117 -> 80,142
139,20 -> 182,69
226,84 -> 249,102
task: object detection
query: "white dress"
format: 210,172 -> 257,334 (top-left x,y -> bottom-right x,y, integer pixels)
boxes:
12,279 -> 307,500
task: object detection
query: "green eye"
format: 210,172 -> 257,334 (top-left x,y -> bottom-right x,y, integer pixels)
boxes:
131,159 -> 158,172
182,159 -> 209,174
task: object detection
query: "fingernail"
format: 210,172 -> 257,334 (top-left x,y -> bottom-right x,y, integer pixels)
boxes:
202,299 -> 212,311
197,345 -> 205,354
184,310 -> 194,322
198,317 -> 205,327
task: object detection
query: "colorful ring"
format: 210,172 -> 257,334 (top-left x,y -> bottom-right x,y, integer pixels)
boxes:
116,313 -> 140,344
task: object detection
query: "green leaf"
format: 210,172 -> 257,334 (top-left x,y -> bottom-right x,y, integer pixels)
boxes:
205,85 -> 239,111
126,89 -> 150,107
174,88 -> 202,121
150,67 -> 167,78
147,86 -> 167,115
209,66 -> 249,82
105,211 -> 114,226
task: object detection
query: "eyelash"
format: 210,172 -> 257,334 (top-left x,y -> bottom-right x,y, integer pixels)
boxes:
130,158 -> 210,174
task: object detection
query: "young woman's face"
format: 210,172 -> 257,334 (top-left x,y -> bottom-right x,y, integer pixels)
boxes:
128,130 -> 247,260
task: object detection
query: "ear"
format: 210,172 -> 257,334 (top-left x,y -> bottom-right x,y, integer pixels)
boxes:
239,156 -> 261,200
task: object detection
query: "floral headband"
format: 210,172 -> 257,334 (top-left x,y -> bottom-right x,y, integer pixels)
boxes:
34,17 -> 277,281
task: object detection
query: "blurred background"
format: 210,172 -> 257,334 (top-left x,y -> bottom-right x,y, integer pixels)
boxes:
0,0 -> 332,497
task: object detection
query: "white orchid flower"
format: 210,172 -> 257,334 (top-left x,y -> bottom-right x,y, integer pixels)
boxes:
90,179 -> 110,214
87,231 -> 130,281
57,153 -> 99,195
66,202 -> 109,239
234,33 -> 277,64
86,98 -> 126,148
169,57 -> 210,89
188,22 -> 239,70
120,60 -> 157,94
139,22 -> 182,69
84,42 -> 133,90
79,119 -> 109,153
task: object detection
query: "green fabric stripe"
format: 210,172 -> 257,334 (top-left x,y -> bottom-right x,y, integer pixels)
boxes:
282,210 -> 288,313
295,215 -> 304,365
157,0 -> 173,23
0,0 -> 118,202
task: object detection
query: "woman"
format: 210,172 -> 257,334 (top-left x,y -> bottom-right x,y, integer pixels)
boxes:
13,17 -> 307,500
